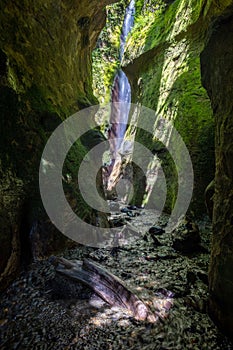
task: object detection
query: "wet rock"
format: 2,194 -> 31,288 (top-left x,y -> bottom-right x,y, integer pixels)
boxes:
121,207 -> 132,213
172,218 -> 201,254
127,211 -> 140,218
127,205 -> 138,210
148,226 -> 165,236
142,232 -> 162,246
109,217 -> 126,227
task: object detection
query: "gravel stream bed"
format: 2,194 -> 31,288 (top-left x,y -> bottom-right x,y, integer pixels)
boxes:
0,207 -> 232,349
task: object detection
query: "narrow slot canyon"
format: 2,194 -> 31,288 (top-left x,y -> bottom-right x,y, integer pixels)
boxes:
0,0 -> 233,349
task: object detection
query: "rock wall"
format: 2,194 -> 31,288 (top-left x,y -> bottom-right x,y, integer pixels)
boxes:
0,0 -> 114,290
201,5 -> 233,338
123,0 -> 218,214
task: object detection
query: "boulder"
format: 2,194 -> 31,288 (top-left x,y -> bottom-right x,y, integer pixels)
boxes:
172,218 -> 201,254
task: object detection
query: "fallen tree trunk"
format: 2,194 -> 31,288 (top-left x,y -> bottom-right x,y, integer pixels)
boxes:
50,256 -> 157,323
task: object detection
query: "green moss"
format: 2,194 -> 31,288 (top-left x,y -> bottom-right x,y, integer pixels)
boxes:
125,0 -> 179,62
125,0 -> 224,63
63,129 -> 108,227
124,0 -> 216,215
92,0 -> 129,106
134,51 -> 214,214
24,85 -> 57,114
92,48 -> 119,105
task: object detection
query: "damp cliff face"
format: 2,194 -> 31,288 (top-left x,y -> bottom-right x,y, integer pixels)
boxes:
122,0 -> 223,214
201,6 -> 233,338
0,0 -> 115,290
0,0 -> 118,112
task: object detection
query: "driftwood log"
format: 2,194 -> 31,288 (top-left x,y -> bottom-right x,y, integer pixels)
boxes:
50,256 -> 157,323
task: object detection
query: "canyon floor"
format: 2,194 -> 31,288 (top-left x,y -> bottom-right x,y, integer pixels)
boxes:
0,203 -> 232,350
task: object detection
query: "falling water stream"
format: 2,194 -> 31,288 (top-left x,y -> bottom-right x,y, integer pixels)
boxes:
107,0 -> 135,191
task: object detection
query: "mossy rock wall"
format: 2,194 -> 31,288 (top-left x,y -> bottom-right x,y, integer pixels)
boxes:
201,6 -> 233,338
0,0 -> 114,291
122,0 -> 232,215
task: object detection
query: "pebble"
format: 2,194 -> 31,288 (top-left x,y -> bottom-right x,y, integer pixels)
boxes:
0,207 -> 231,350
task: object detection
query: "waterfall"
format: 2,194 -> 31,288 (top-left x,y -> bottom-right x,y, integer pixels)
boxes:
107,0 -> 135,191
120,0 -> 135,61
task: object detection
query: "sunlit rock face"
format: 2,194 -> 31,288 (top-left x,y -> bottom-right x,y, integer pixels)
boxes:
0,0 -> 115,290
201,6 -> 233,339
122,0 -> 233,215
0,0 -> 117,112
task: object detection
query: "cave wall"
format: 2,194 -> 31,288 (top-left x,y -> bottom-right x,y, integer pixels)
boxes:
201,7 -> 233,338
0,0 -> 115,290
121,0 -> 232,215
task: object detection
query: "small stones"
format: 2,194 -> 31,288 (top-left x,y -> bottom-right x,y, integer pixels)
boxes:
144,255 -> 159,261
0,318 -> 8,326
0,207 -> 231,350
127,211 -> 140,217
151,236 -> 162,246
184,296 -> 207,313
154,288 -> 175,298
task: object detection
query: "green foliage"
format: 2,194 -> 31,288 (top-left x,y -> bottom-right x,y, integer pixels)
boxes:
92,0 -> 128,106
125,0 -> 185,63
24,85 -> 58,114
